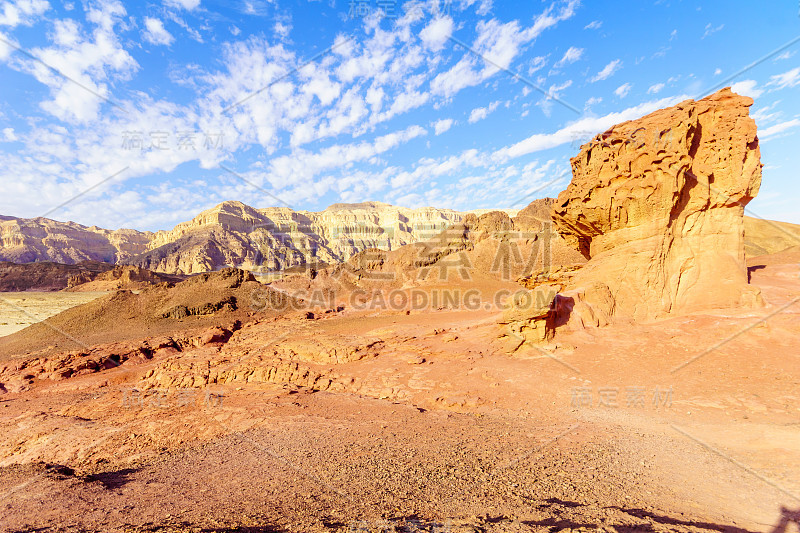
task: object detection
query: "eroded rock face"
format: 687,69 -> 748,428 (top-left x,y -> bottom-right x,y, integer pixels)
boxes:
553,88 -> 763,321
0,203 -> 519,275
137,201 -> 520,275
0,216 -> 152,264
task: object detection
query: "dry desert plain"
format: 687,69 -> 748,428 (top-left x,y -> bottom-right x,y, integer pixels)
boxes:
0,90 -> 799,533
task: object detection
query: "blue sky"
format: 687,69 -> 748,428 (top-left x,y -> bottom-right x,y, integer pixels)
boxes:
0,0 -> 798,231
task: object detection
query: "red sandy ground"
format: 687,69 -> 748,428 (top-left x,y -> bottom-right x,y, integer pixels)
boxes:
0,251 -> 799,532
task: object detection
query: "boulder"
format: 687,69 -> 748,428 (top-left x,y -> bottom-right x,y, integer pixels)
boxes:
498,284 -> 561,345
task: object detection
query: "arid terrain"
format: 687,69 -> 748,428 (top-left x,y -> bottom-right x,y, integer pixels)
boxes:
0,292 -> 108,337
1,250 -> 799,532
1,90 -> 800,533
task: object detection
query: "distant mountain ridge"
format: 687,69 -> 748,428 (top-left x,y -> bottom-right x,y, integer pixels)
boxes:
0,201 -> 520,275
1,201 -> 797,276
0,215 -> 152,264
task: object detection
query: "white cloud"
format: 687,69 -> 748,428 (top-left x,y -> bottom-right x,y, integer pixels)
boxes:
647,83 -> 665,94
528,0 -> 579,36
368,90 -> 430,131
585,96 -> 602,107
775,50 -> 796,61
419,16 -> 454,51
390,148 -> 485,189
614,83 -> 632,98
702,23 -> 724,39
274,21 -> 290,39
473,18 -> 540,73
473,0 -> 493,16
554,46 -> 583,68
364,85 -> 384,111
760,119 -> 800,140
751,100 -> 782,126
430,1 -> 578,97
0,30 -> 15,60
165,0 -> 200,10
528,55 -> 546,75
0,0 -> 647,228
768,67 -> 800,90
584,20 -> 601,30
200,24 -> 433,152
219,32 -> 424,149
493,95 -> 688,161
388,154 -> 564,212
714,68 -> 722,76
433,118 -> 454,135
430,57 -> 479,97
0,10 -> 449,225
730,79 -> 763,98
0,0 -> 49,27
143,17 -> 174,46
0,1 -> 44,60
18,0 -> 138,123
537,79 -> 572,116
547,79 -> 572,97
1,127 -> 17,141
590,59 -> 622,83
266,125 -> 427,189
468,101 -> 500,123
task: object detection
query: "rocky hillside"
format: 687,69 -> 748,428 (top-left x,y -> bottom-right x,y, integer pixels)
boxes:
135,201 -> 524,275
273,199 -> 588,298
0,261 -> 115,292
744,217 -> 800,256
0,202 -> 518,275
0,268 -> 286,359
0,215 -> 151,264
65,265 -> 185,292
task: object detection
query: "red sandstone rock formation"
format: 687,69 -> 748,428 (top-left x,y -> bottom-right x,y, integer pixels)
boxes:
552,88 -> 763,322
502,89 -> 767,347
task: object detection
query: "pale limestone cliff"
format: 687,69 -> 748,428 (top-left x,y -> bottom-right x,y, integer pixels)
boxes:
0,203 -> 519,275
0,216 -> 152,264
133,201 -> 519,275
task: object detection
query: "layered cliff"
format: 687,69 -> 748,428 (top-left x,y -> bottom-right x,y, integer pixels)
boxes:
0,203 -> 519,275
0,215 -> 152,264
129,201 -> 526,275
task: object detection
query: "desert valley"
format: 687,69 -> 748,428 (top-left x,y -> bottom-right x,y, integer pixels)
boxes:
1,87 -> 800,532
2,1 -> 800,531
